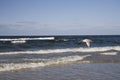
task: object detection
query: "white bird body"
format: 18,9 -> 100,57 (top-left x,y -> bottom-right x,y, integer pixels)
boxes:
79,39 -> 92,47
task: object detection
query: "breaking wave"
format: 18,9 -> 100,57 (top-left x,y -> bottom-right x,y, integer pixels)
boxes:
0,46 -> 120,72
11,40 -> 26,44
0,55 -> 90,72
0,46 -> 120,55
0,37 -> 55,41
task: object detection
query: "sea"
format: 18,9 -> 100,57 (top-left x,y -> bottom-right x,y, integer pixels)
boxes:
0,35 -> 120,80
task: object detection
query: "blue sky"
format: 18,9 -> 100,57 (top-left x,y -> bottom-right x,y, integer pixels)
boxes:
0,0 -> 120,35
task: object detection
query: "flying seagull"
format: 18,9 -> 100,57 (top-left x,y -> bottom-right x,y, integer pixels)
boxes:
79,39 -> 92,47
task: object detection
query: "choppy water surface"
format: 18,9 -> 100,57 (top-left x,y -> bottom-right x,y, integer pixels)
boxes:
0,35 -> 120,80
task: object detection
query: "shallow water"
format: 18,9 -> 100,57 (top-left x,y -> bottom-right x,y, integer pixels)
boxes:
0,63 -> 120,80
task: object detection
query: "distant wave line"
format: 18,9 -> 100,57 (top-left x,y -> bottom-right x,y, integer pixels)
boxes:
0,37 -> 55,41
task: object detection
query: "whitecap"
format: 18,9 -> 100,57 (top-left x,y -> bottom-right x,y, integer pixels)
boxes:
11,40 -> 26,44
0,55 -> 90,72
0,46 -> 120,55
100,52 -> 117,55
0,37 -> 55,41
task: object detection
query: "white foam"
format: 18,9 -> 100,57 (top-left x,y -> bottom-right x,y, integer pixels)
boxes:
11,40 -> 26,44
0,55 -> 90,72
0,46 -> 120,55
0,63 -> 45,72
100,52 -> 117,55
23,55 -> 90,64
0,37 -> 55,41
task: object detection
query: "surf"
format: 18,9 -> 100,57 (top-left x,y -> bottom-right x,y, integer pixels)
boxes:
0,46 -> 120,55
0,55 -> 90,72
0,46 -> 120,72
0,37 -> 55,41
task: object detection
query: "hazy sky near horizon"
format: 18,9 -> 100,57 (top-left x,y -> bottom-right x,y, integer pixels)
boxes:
0,0 -> 120,35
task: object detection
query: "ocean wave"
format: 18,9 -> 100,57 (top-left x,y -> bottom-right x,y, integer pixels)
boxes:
11,40 -> 26,44
55,39 -> 69,42
0,46 -> 120,72
0,37 -> 55,41
100,52 -> 117,55
0,46 -> 120,55
0,55 -> 90,72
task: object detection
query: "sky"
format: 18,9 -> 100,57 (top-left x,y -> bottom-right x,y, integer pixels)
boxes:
0,0 -> 120,35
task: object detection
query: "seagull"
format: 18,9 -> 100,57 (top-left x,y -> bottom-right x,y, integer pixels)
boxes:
78,39 -> 92,47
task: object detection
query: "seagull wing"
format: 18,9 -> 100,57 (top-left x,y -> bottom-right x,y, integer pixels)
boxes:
86,42 -> 91,47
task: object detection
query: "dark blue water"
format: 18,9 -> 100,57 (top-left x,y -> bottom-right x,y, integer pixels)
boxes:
0,35 -> 120,52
